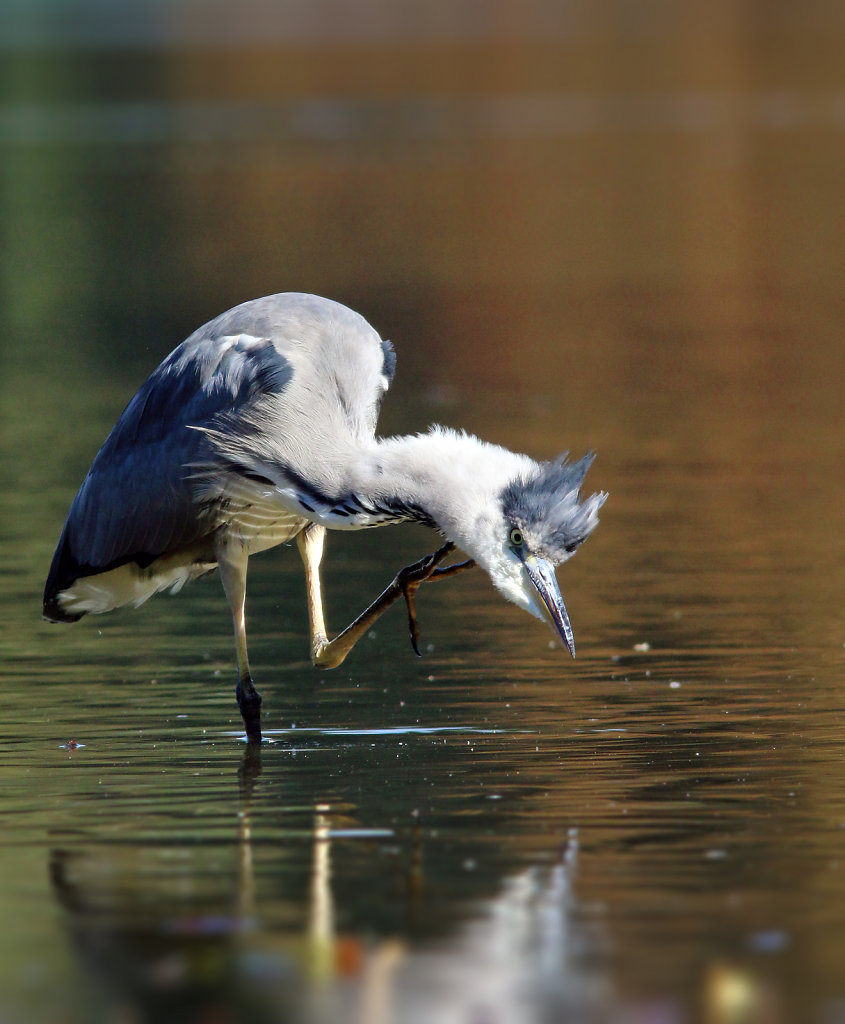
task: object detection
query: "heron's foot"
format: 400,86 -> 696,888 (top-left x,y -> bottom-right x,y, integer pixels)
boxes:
236,677 -> 263,744
308,543 -> 476,670
395,542 -> 458,657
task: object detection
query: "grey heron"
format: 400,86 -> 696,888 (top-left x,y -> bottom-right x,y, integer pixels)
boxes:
43,293 -> 606,742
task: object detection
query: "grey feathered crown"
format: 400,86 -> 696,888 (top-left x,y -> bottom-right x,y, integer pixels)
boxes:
501,452 -> 606,564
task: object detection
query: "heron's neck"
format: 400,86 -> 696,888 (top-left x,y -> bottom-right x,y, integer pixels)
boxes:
349,427 -> 535,549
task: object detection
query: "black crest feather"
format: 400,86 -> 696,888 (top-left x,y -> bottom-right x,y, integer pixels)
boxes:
501,452 -> 606,564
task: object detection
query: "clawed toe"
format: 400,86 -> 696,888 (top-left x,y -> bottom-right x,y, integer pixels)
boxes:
400,579 -> 423,656
396,543 -> 455,656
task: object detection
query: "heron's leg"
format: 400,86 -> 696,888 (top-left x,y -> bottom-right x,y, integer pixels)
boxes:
216,539 -> 262,743
297,527 -> 475,669
296,523 -> 330,654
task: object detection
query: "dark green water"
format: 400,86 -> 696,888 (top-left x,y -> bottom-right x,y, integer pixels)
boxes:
2,5 -> 845,1022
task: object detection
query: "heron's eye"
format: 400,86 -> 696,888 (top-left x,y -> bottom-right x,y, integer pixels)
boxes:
509,527 -> 524,549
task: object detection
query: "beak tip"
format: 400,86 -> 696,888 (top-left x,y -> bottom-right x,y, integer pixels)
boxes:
523,555 -> 578,661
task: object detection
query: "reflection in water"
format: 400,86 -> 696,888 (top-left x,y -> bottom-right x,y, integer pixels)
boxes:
236,741 -> 261,927
49,746 -> 266,1022
44,735 -> 801,1023
47,745 -> 608,1024
308,804 -> 334,982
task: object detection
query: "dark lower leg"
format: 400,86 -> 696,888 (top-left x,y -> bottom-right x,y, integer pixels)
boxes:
236,675 -> 262,744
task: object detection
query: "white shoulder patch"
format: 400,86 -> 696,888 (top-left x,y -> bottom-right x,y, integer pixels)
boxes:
217,333 -> 267,353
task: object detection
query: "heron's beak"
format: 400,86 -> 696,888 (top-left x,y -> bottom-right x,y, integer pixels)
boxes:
521,554 -> 576,657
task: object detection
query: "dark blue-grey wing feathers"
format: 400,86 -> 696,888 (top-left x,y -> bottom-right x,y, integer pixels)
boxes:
44,330 -> 294,601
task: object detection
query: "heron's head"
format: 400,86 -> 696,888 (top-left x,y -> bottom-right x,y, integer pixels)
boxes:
469,453 -> 606,656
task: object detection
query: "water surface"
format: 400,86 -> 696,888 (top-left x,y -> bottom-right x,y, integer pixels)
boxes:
2,4 -> 845,1022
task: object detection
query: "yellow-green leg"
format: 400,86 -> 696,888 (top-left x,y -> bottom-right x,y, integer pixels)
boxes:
216,538 -> 262,743
296,523 -> 476,669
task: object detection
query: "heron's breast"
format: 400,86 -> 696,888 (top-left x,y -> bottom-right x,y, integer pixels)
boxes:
210,486 -> 303,554
224,503 -> 306,553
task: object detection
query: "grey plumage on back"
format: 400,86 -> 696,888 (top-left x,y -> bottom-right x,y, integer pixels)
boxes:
44,293 -> 390,613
